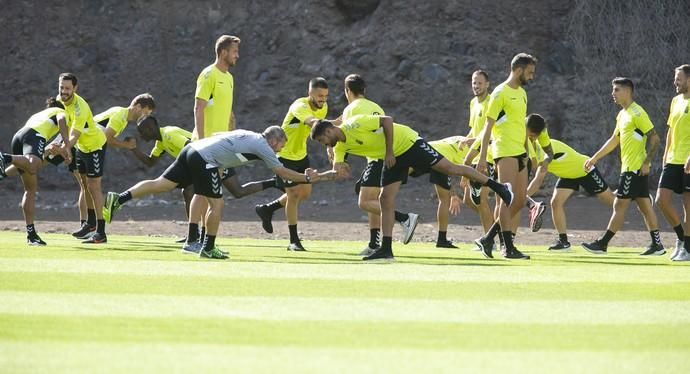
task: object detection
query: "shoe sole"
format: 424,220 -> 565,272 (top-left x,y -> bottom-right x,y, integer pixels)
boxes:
581,245 -> 607,255
362,257 -> 396,263
402,214 -> 419,245
672,256 -> 690,262
640,250 -> 666,256
548,248 -> 572,252
104,192 -> 118,224
530,205 -> 546,232
27,242 -> 47,246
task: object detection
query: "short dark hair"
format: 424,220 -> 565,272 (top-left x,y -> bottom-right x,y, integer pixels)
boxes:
612,77 -> 634,92
215,35 -> 241,56
310,120 -> 335,140
472,70 -> 489,81
132,93 -> 156,110
59,72 -> 78,87
675,64 -> 690,77
511,53 -> 538,70
46,97 -> 65,109
344,74 -> 366,95
137,115 -> 159,130
309,77 -> 328,90
526,113 -> 546,134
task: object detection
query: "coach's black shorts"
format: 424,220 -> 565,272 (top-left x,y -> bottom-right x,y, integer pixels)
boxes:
276,156 -> 309,189
616,171 -> 650,199
75,147 -> 106,178
162,146 -> 222,198
382,139 -> 443,187
221,167 -> 236,181
658,163 -> 690,194
11,128 -> 46,159
494,153 -> 528,172
555,167 -> 608,195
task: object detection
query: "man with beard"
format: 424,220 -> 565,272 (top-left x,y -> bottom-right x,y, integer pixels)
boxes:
654,65 -> 690,261
255,78 -> 329,251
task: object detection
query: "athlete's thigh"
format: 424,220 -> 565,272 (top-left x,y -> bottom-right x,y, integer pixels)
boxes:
552,188 -> 575,206
496,157 -> 518,183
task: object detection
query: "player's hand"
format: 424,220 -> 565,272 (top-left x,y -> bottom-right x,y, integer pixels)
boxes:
384,152 -> 396,169
640,162 -> 651,176
476,160 -> 487,175
584,157 -> 596,172
124,137 -> 137,150
326,146 -> 335,163
449,195 -> 461,215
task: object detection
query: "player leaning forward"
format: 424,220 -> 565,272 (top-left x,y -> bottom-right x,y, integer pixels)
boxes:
104,126 -> 335,259
311,114 -> 514,262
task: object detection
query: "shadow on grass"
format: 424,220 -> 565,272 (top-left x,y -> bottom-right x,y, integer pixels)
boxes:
558,258 -> 672,266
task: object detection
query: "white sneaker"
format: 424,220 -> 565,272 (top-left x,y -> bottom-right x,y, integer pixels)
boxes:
181,241 -> 202,254
400,213 -> 419,245
359,244 -> 378,256
671,239 -> 684,260
672,248 -> 690,262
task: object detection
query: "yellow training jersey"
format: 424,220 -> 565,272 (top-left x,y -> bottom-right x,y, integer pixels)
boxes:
26,107 -> 66,140
333,115 -> 419,163
342,97 -> 386,162
59,93 -> 106,153
277,97 -> 328,161
151,126 -> 192,158
468,95 -> 494,164
613,102 -> 655,172
94,106 -> 129,137
665,94 -> 690,165
429,136 -> 470,165
486,83 -> 528,159
535,139 -> 589,179
194,64 -> 234,139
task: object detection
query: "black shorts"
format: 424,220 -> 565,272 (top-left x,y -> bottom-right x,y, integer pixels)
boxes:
162,146 -> 222,198
11,128 -> 46,158
354,160 -> 383,195
616,171 -> 650,199
45,135 -> 77,172
469,163 -> 496,189
494,153 -> 528,172
75,147 -> 106,178
658,164 -> 690,194
276,156 -> 309,189
409,167 -> 451,190
555,168 -> 608,195
221,167 -> 236,181
382,139 -> 443,186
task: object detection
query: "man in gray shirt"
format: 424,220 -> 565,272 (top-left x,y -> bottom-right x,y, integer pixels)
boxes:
103,126 -> 334,259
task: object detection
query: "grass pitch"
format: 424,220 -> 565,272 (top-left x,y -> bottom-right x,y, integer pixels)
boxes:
0,231 -> 689,373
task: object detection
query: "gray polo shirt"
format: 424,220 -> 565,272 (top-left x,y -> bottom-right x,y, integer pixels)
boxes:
190,130 -> 283,170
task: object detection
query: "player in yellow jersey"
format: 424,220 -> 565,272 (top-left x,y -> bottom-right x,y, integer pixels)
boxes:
410,136 -> 471,248
0,98 -> 69,245
474,53 -> 544,260
126,116 -> 279,247
311,115 -> 513,261
656,65 -> 690,261
582,78 -> 664,255
338,74 -> 419,255
524,114 -> 615,251
56,73 -> 109,244
95,93 -> 155,150
188,35 -> 241,251
255,78 -> 329,251
462,70 -> 495,233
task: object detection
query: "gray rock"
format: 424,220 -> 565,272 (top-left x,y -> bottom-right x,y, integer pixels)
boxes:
396,59 -> 414,79
421,63 -> 450,83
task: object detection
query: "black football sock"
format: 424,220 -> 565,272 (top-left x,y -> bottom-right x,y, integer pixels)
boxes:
673,224 -> 684,241
87,209 -> 97,226
289,224 -> 300,244
187,223 -> 199,243
600,230 -> 615,245
266,199 -> 283,213
558,233 -> 569,243
394,211 -> 408,223
117,191 -> 133,205
202,235 -> 216,251
369,228 -> 380,248
650,230 -> 662,246
438,231 -> 448,243
96,219 -> 106,235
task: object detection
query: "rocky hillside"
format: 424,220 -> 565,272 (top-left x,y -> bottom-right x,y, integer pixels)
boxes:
1,0 -> 688,192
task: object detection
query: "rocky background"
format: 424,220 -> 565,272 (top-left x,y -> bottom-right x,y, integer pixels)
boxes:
2,0 -> 689,193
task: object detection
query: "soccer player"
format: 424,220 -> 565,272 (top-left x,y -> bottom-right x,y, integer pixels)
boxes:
462,70 -> 495,233
57,73 -> 109,244
189,34 -> 241,245
524,114 -> 615,251
94,93 -> 156,150
0,98 -> 70,245
311,115 -> 514,261
582,77 -> 664,255
129,116 -> 279,243
656,65 -> 690,261
255,78 -> 329,251
104,126 -> 334,259
339,74 -> 419,255
474,53 -> 547,259
410,136 -> 471,248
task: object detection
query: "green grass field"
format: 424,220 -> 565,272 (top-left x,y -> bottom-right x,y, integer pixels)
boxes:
0,231 -> 689,373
